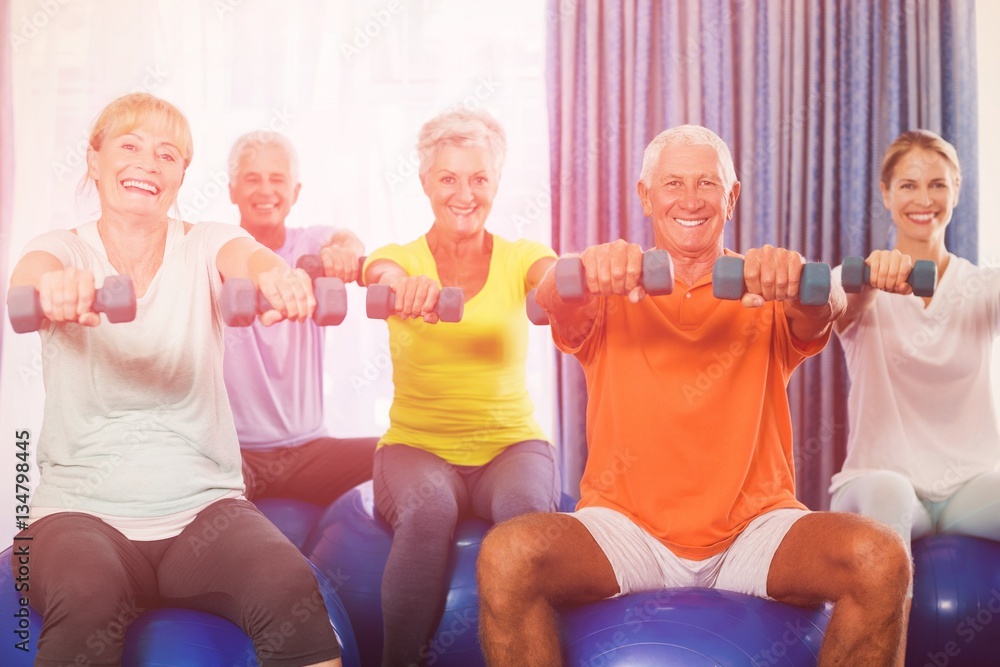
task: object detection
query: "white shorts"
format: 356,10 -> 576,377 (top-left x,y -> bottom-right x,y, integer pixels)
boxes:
572,506 -> 809,599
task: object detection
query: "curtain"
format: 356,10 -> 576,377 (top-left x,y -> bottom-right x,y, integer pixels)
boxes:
548,0 -> 978,509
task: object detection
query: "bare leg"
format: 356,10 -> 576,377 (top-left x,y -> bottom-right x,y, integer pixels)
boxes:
478,512 -> 619,667
766,512 -> 911,666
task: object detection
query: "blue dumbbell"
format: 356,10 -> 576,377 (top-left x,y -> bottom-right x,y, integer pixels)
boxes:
713,256 -> 831,307
841,256 -> 936,297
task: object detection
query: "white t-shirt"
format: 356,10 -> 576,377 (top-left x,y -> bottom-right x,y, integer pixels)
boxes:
832,255 -> 1000,501
223,226 -> 334,450
24,219 -> 249,538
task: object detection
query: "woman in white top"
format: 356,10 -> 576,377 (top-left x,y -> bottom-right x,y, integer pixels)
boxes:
831,129 -> 1000,577
8,93 -> 341,667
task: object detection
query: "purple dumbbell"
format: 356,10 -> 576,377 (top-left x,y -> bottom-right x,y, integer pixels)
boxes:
6,275 -> 137,334
554,249 -> 674,302
365,284 -> 464,322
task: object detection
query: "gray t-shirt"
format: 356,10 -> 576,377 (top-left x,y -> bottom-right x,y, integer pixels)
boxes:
24,219 -> 250,535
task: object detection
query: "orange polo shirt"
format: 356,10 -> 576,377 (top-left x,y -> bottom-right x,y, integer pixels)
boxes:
553,268 -> 829,560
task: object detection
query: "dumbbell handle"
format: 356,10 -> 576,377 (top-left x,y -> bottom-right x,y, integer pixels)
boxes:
555,249 -> 674,302
6,276 -> 137,333
712,256 -> 831,307
526,288 -> 548,325
297,254 -> 367,285
221,277 -> 347,327
366,283 -> 464,322
841,256 -> 936,298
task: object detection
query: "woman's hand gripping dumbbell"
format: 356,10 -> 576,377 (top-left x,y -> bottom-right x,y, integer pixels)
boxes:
840,251 -> 936,297
712,247 -> 831,307
366,277 -> 464,323
7,269 -> 137,333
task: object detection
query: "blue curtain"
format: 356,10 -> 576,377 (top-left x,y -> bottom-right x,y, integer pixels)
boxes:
547,0 -> 978,509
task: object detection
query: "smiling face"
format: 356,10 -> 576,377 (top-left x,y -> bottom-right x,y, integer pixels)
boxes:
86,123 -> 186,222
637,142 -> 740,261
881,148 -> 960,246
421,143 -> 499,239
229,142 -> 301,231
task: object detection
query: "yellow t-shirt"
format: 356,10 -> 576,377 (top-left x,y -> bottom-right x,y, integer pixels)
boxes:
365,235 -> 555,466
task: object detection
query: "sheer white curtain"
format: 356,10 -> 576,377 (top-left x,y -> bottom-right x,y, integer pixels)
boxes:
0,0 -> 553,547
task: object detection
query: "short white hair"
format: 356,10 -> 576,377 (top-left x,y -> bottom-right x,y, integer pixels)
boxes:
638,125 -> 737,193
228,131 -> 300,185
417,108 -> 506,181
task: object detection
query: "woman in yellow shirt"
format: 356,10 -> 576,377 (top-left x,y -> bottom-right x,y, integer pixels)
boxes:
364,108 -> 559,666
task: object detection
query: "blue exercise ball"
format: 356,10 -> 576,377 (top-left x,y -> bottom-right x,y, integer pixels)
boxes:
907,535 -> 1000,667
559,587 -> 831,666
0,546 -> 360,667
304,481 -> 577,667
253,497 -> 325,551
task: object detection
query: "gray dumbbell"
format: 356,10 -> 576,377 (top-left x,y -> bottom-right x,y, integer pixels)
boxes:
554,249 -> 674,302
712,256 -> 831,307
366,284 -> 464,322
526,288 -> 548,325
841,256 -> 936,298
6,275 -> 137,333
221,274 -> 347,327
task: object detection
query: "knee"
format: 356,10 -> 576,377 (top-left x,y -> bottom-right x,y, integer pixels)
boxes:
491,490 -> 556,523
477,516 -> 549,602
849,471 -> 914,513
842,520 -> 912,603
382,475 -> 459,527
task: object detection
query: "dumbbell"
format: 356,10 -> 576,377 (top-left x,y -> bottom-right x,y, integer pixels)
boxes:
366,284 -> 464,322
221,271 -> 347,327
7,275 -> 137,334
712,256 -> 831,307
554,249 -> 674,302
840,256 -> 936,297
526,289 -> 548,325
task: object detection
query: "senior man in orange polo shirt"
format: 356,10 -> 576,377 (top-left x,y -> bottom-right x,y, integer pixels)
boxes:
477,125 -> 911,666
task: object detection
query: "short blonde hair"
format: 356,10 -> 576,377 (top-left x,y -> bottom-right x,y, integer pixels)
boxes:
880,129 -> 961,188
417,108 -> 506,180
88,93 -> 193,170
639,125 -> 737,194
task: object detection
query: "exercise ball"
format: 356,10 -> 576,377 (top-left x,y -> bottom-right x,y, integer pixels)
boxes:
304,480 -> 577,667
253,497 -> 325,551
907,535 -> 1000,667
0,547 -> 360,666
559,587 -> 831,666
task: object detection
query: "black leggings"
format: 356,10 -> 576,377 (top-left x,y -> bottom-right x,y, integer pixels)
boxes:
14,499 -> 340,667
